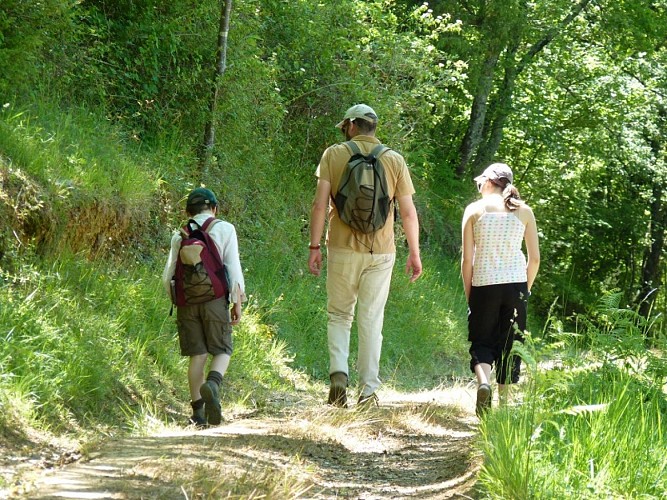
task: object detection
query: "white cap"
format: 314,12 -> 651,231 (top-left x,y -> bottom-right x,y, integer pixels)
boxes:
335,104 -> 378,129
474,163 -> 514,184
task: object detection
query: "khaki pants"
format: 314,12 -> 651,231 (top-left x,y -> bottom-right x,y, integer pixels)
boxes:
326,249 -> 395,397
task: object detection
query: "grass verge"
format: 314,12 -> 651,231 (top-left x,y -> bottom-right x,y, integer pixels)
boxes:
477,312 -> 667,498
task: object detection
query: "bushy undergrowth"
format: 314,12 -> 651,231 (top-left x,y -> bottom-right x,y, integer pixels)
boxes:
4,90 -> 665,500
477,300 -> 667,499
0,256 -> 178,432
0,235 -> 471,439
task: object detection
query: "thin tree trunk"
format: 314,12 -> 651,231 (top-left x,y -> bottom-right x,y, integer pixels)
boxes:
456,45 -> 501,177
473,43 -> 519,170
637,155 -> 666,322
200,0 -> 233,176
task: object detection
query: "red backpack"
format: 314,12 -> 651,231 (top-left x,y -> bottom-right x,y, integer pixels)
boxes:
171,217 -> 229,307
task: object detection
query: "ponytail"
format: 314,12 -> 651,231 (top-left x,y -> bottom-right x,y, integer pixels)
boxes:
490,178 -> 522,211
503,183 -> 522,211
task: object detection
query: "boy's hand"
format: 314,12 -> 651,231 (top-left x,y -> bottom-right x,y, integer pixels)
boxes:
231,302 -> 242,325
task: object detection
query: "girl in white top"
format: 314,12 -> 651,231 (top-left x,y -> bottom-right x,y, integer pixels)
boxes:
461,163 -> 540,416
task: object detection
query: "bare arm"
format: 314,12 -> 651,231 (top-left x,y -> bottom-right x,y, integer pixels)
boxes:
397,194 -> 422,282
523,206 -> 540,291
308,178 -> 331,276
461,206 -> 475,302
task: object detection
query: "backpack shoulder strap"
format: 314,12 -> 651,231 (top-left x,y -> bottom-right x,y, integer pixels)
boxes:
344,141 -> 389,159
180,219 -> 201,238
200,217 -> 220,233
344,141 -> 362,156
370,144 -> 390,159
370,145 -> 393,202
198,217 -> 224,266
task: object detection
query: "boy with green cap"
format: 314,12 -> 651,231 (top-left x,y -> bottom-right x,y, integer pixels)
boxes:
162,187 -> 246,427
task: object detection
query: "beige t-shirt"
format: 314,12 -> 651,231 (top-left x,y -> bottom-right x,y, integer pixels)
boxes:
316,135 -> 415,254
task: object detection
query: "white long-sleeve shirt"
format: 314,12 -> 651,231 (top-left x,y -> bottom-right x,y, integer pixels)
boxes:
161,211 -> 246,304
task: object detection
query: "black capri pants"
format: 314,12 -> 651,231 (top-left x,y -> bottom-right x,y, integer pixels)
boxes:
468,282 -> 528,384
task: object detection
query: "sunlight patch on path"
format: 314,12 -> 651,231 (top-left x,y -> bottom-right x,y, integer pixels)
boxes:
381,384 -> 479,418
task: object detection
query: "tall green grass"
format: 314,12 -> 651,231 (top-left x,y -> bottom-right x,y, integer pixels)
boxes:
477,300 -> 667,498
0,254 -> 309,435
0,101 -> 156,201
0,256 -> 182,431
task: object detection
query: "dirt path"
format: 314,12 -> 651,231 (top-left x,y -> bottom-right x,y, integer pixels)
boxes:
14,385 -> 484,499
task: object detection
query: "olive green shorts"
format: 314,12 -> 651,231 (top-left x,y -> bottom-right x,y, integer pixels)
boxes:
176,297 -> 233,356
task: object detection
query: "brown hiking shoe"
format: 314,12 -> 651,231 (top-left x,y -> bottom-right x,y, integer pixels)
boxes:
356,393 -> 379,409
327,372 -> 348,408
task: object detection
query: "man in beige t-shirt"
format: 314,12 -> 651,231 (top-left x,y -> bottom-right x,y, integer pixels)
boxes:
308,104 -> 422,408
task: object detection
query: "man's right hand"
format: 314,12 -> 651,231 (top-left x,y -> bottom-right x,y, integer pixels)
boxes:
308,248 -> 322,276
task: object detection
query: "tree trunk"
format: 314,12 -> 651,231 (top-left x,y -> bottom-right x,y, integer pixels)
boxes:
637,158 -> 666,322
473,43 -> 519,170
456,45 -> 501,177
199,0 -> 233,176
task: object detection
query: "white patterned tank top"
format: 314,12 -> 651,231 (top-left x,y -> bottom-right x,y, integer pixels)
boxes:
472,211 -> 527,286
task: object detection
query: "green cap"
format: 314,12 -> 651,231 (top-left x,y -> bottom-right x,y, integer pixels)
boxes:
186,187 -> 217,208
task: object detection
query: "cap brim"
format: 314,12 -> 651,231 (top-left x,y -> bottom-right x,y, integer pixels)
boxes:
473,174 -> 485,182
335,119 -> 345,129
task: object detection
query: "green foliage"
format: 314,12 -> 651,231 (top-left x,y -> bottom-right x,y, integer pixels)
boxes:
0,4 -> 666,488
380,253 -> 470,387
0,101 -> 166,266
257,0 -> 466,172
0,0 -> 74,97
0,92 -> 475,437
0,102 -> 155,199
56,0 -> 221,136
500,10 -> 666,321
0,253 -> 314,432
0,0 -> 665,329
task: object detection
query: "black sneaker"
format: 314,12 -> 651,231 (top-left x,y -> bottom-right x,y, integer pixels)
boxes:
357,393 -> 379,409
327,372 -> 348,408
188,414 -> 207,429
476,383 -> 492,417
200,381 -> 222,425
189,399 -> 207,428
